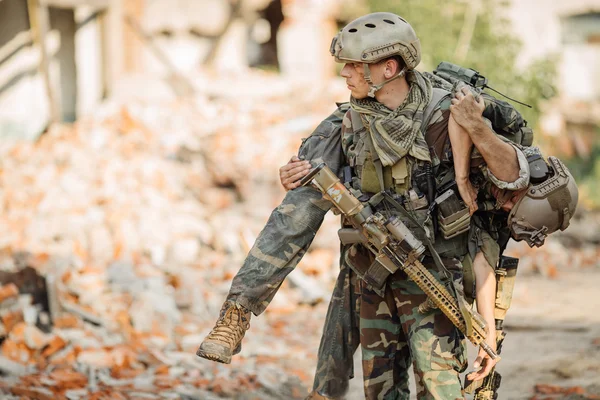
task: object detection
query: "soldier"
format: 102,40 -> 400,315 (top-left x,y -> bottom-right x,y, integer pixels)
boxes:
197,12 -> 578,400
304,12 -> 525,399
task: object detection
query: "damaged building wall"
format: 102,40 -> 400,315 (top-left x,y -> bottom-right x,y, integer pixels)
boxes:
561,12 -> 600,102
278,0 -> 338,80
0,0 -> 109,140
508,0 -> 600,101
0,0 -> 341,141
0,0 -> 50,141
143,0 -> 338,78
508,0 -> 600,162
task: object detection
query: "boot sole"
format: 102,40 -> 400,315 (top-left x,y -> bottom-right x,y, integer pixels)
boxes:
196,342 -> 232,364
196,348 -> 231,364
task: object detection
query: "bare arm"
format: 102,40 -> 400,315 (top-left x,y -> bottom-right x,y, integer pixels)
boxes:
448,115 -> 478,214
450,87 -> 519,183
467,252 -> 498,381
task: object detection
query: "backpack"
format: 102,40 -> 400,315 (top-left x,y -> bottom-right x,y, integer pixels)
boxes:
424,61 -> 534,147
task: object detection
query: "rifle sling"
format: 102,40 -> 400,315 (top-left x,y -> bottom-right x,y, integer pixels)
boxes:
364,130 -> 386,193
381,191 -> 452,281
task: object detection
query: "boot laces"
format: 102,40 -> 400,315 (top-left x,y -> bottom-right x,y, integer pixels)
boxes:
206,303 -> 250,347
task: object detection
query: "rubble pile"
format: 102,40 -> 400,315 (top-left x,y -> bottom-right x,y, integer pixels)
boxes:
0,73 -> 347,399
0,259 -> 321,399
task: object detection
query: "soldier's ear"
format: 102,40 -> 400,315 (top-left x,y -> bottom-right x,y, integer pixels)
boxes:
384,59 -> 396,78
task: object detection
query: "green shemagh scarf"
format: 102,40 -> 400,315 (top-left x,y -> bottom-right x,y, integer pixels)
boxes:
350,70 -> 433,167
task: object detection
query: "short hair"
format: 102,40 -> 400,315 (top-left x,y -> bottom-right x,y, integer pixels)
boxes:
377,56 -> 406,74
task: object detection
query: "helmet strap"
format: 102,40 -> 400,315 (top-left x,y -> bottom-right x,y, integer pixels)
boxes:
363,64 -> 407,98
560,207 -> 571,230
510,220 -> 548,248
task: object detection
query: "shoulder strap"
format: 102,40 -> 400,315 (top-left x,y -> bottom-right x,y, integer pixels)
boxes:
349,109 -> 364,132
421,88 -> 452,135
350,109 -> 386,192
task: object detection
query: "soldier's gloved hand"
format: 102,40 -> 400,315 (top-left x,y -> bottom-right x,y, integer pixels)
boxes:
450,86 -> 485,130
467,327 -> 498,382
279,156 -> 311,191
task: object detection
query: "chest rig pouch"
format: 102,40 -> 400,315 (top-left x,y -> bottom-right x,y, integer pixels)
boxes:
348,110 -> 412,196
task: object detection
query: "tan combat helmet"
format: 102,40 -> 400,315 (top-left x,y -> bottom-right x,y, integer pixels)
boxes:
330,12 -> 421,97
508,157 -> 579,247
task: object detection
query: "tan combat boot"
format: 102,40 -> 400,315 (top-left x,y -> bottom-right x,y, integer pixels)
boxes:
196,300 -> 251,364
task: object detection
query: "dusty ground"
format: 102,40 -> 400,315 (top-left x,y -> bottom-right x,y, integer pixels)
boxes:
496,268 -> 600,399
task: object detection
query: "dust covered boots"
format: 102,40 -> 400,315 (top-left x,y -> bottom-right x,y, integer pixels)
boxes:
196,300 -> 251,364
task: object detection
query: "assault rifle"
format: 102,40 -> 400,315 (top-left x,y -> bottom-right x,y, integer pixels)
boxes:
300,163 -> 500,361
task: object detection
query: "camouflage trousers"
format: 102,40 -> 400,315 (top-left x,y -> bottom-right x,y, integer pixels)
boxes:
311,255 -> 361,398
359,257 -> 467,400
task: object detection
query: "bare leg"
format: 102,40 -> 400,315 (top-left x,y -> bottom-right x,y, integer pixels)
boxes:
467,252 -> 498,381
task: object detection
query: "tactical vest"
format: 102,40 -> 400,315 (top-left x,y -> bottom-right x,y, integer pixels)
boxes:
343,88 -> 452,191
342,88 -> 467,244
